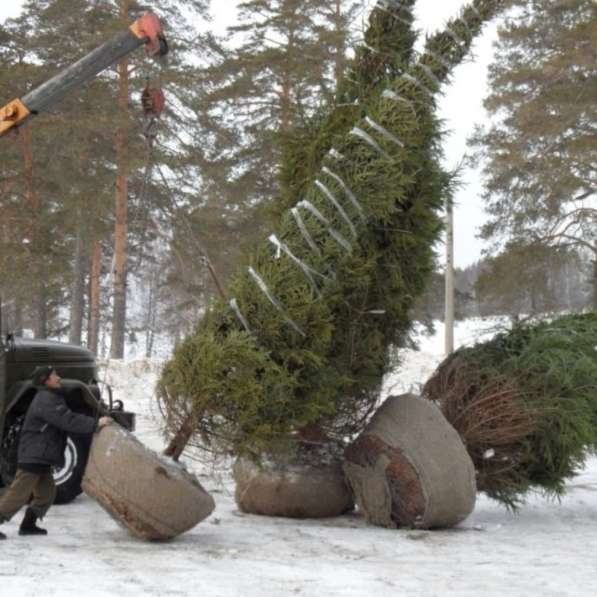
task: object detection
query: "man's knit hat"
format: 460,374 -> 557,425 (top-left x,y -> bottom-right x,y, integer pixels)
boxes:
32,365 -> 56,386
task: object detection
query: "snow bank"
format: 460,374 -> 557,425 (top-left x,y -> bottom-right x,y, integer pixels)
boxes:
2,317 -> 596,596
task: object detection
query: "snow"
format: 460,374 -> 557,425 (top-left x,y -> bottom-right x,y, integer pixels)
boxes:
380,317 -> 509,397
3,317 -> 597,596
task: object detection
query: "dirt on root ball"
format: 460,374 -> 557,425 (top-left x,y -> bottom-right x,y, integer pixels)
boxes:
345,434 -> 426,527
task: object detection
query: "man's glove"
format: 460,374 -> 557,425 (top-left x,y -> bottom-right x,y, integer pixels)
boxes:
97,416 -> 114,430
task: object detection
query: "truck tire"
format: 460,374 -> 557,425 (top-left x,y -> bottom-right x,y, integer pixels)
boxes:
53,435 -> 90,505
0,418 -> 22,489
1,420 -> 89,504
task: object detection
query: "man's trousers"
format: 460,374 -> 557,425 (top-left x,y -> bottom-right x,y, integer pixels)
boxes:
0,468 -> 56,522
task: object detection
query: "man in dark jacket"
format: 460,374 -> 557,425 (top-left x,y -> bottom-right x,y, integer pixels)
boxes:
0,366 -> 112,540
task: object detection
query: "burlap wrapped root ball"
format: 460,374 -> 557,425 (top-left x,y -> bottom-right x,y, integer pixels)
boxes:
83,425 -> 215,541
233,441 -> 354,518
343,394 -> 476,529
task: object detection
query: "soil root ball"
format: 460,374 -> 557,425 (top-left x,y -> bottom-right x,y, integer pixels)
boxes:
233,455 -> 354,518
343,394 -> 476,529
83,425 -> 215,540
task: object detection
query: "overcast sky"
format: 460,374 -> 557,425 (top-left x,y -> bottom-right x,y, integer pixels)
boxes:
1,0 -> 503,268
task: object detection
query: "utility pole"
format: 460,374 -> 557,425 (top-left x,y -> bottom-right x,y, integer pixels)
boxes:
445,197 -> 454,355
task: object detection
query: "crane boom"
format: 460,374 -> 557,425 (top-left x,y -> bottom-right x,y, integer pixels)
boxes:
0,12 -> 167,138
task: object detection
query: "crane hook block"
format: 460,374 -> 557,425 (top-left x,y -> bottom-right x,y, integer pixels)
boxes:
130,13 -> 169,58
141,87 -> 166,118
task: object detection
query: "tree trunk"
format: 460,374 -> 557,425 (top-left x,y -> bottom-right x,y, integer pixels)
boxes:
529,286 -> 538,314
69,225 -> 86,345
88,240 -> 102,354
7,302 -> 24,337
205,256 -> 226,299
110,0 -> 130,359
592,258 -> 597,311
163,415 -> 196,461
144,267 -> 157,358
33,283 -> 47,339
14,303 -> 23,337
20,127 -> 47,339
279,23 -> 295,133
333,0 -> 345,88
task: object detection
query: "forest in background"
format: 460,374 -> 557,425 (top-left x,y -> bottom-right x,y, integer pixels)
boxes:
0,0 -> 594,357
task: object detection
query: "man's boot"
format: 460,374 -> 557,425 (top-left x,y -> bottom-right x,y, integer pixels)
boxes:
0,530 -> 6,540
19,508 -> 48,536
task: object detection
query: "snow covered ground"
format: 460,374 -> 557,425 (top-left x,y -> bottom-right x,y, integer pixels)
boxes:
2,317 -> 597,596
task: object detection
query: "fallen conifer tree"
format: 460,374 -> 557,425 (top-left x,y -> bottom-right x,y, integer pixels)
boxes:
423,312 -> 597,509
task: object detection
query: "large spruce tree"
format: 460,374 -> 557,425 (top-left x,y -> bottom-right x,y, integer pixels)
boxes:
158,0 -> 513,460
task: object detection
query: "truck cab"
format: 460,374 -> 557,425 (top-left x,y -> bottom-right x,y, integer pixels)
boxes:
0,333 -> 134,503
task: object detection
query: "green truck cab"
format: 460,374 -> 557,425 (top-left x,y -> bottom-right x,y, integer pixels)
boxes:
0,333 -> 135,504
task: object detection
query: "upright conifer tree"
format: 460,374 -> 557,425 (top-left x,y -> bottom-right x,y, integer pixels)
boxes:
159,0 -> 513,460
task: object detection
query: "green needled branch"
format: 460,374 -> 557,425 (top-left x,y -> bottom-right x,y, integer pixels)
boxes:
423,312 -> 597,509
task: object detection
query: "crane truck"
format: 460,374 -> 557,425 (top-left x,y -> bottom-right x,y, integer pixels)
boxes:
0,12 -> 168,504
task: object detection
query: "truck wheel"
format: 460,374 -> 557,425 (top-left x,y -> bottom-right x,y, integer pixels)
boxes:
0,418 -> 21,489
53,435 -> 90,505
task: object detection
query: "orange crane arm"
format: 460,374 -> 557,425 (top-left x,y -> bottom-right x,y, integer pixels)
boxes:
0,12 -> 168,138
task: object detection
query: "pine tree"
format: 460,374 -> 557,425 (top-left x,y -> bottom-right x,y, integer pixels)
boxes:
1,0 -> 212,347
0,15 -> 76,337
475,242 -> 568,316
158,0 -> 366,319
469,0 -> 597,305
275,0 -> 418,221
191,0 -> 365,215
316,1 -> 363,91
